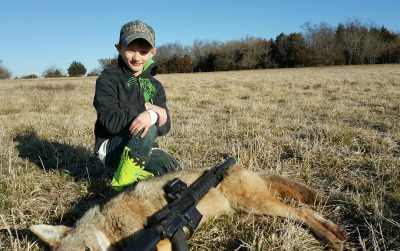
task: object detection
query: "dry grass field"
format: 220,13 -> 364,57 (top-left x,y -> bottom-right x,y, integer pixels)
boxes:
0,65 -> 399,250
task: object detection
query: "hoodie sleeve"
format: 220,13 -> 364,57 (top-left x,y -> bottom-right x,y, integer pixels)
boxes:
94,74 -> 139,134
152,81 -> 172,136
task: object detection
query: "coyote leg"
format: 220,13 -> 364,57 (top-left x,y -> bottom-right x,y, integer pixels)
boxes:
263,174 -> 324,205
220,166 -> 346,251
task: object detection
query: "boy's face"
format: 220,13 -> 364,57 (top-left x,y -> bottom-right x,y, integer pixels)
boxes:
116,39 -> 157,76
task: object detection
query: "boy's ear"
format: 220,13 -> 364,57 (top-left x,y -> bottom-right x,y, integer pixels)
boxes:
115,43 -> 122,53
30,224 -> 72,247
150,47 -> 157,58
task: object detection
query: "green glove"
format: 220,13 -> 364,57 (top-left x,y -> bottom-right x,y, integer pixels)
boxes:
111,147 -> 154,191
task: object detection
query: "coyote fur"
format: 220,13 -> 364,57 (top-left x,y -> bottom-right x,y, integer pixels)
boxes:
30,164 -> 346,251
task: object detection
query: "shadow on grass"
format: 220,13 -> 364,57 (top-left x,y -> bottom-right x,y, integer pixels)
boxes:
0,228 -> 47,250
13,129 -> 118,226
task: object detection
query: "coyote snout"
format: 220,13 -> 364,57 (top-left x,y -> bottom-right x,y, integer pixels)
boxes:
30,165 -> 346,251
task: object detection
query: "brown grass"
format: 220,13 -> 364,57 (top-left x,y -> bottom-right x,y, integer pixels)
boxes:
0,65 -> 399,250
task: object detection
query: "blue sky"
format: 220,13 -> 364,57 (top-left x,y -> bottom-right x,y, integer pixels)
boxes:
1,0 -> 399,77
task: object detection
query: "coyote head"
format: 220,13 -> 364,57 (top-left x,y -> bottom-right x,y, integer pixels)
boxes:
30,206 -> 113,251
30,224 -> 113,251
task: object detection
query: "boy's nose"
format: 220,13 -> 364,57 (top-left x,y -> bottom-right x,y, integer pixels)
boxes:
132,52 -> 140,60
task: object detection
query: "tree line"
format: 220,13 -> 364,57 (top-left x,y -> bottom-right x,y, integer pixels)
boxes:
1,20 -> 399,79
154,21 -> 399,74
0,61 -> 89,79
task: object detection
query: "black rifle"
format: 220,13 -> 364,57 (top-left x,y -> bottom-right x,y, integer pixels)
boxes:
123,157 -> 236,251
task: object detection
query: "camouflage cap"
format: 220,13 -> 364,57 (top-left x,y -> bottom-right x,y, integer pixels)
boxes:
119,20 -> 155,47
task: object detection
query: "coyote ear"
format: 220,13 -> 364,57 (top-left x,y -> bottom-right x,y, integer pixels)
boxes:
30,224 -> 72,247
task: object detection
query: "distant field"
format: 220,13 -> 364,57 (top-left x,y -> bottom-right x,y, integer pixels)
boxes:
0,65 -> 399,250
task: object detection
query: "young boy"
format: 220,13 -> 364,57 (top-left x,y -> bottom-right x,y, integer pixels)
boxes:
93,20 -> 180,191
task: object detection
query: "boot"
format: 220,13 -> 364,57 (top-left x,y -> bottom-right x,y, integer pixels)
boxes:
111,146 -> 154,191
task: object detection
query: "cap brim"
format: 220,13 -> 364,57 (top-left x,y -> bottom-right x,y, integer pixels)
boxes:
120,34 -> 154,47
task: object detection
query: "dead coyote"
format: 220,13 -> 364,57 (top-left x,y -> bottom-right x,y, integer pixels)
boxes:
30,164 -> 346,250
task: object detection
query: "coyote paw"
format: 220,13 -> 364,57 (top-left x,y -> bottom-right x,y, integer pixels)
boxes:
322,221 -> 347,241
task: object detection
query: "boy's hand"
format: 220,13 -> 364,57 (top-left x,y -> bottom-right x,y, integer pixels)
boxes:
145,103 -> 167,126
129,111 -> 151,137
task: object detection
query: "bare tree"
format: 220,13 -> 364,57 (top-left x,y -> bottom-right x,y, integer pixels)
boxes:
363,31 -> 384,64
190,40 -> 221,71
0,60 -> 12,79
42,66 -> 65,78
154,43 -> 189,62
214,41 -> 239,71
303,22 -> 341,65
238,37 -> 270,69
98,57 -> 118,70
341,20 -> 368,64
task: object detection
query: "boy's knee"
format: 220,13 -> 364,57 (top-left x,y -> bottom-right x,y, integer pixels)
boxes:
142,125 -> 157,142
126,125 -> 157,158
133,125 -> 157,146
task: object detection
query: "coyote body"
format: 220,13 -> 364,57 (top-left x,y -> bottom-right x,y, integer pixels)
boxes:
31,165 -> 346,251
